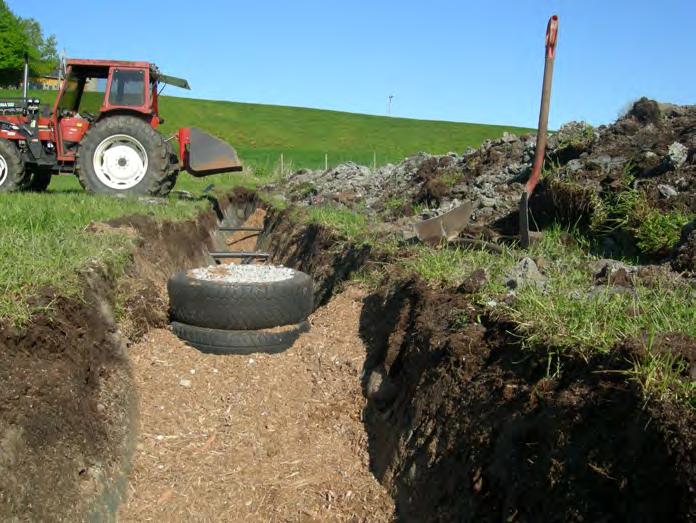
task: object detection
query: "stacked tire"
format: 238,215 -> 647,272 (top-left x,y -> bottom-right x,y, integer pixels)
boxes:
168,265 -> 314,355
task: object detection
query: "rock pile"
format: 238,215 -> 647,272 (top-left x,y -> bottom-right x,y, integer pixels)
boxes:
280,98 -> 695,258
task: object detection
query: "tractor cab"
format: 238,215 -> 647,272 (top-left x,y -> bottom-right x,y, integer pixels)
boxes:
52,60 -> 185,160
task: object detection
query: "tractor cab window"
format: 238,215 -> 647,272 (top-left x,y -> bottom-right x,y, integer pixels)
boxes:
57,71 -> 80,112
77,78 -> 107,115
109,69 -> 145,107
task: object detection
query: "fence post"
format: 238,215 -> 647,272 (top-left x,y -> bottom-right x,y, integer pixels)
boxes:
373,151 -> 377,170
325,153 -> 328,170
280,153 -> 284,175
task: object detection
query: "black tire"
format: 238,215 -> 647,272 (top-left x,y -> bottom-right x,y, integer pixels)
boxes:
76,115 -> 176,197
0,139 -> 30,192
172,320 -> 309,355
25,170 -> 52,192
168,269 -> 314,330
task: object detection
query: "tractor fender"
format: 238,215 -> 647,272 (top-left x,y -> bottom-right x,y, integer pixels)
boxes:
95,109 -> 155,126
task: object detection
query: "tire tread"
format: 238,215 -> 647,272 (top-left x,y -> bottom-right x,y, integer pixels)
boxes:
172,321 -> 309,355
168,270 -> 314,330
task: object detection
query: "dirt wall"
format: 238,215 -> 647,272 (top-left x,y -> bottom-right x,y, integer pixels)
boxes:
0,204 -> 219,521
358,278 -> 696,522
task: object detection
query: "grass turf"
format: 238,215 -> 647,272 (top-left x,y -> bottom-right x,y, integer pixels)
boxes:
0,187 -> 211,325
295,206 -> 693,410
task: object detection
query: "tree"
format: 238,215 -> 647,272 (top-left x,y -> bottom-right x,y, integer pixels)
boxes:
0,0 -> 58,86
19,17 -> 58,76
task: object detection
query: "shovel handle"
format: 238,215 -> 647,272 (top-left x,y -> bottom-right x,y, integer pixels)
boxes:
526,15 -> 559,196
546,15 -> 559,59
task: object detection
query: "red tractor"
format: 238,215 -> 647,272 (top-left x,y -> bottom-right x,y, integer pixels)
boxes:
0,59 -> 242,196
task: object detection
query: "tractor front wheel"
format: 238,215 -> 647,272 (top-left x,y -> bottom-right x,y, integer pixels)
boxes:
0,139 -> 30,192
76,115 -> 177,197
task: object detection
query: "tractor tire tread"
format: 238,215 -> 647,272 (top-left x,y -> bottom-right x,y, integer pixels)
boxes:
76,115 -> 177,197
0,138 -> 30,192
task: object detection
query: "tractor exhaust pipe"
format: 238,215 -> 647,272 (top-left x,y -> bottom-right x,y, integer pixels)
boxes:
22,53 -> 29,99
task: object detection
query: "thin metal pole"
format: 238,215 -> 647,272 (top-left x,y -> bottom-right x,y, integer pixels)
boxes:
324,153 -> 328,170
22,54 -> 29,99
209,251 -> 270,259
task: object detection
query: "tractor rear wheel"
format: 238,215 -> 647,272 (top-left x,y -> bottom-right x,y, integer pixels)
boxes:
0,139 -> 30,192
76,115 -> 177,197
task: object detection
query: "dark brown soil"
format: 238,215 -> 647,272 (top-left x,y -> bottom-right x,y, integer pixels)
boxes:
528,99 -> 696,261
236,192 -> 696,522
261,207 -> 373,307
358,277 -> 696,522
0,206 -> 218,520
674,219 -> 696,273
0,272 -> 132,521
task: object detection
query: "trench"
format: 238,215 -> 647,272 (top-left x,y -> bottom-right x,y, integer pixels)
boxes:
1,189 -> 694,521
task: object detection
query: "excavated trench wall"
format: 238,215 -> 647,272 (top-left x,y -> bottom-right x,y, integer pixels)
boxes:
0,195 -> 230,520
357,281 -> 696,522
256,201 -> 694,522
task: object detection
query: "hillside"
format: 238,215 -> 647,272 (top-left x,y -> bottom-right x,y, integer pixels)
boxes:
0,89 -> 532,170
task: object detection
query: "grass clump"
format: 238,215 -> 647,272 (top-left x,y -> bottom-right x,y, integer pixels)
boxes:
631,337 -> 696,409
401,244 -> 513,290
589,180 -> 692,257
634,209 -> 691,255
509,271 -> 695,357
302,206 -> 370,243
504,228 -> 695,357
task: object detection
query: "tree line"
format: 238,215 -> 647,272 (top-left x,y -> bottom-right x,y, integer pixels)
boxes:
0,0 -> 58,86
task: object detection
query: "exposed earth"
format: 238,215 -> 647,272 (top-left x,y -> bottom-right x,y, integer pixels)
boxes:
119,286 -> 393,522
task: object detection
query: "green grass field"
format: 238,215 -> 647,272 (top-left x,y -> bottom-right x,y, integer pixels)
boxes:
1,88 -> 532,171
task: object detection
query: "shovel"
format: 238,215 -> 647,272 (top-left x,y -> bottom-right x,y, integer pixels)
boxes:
519,15 -> 559,248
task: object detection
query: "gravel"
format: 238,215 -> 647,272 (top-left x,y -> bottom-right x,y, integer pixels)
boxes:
189,264 -> 296,283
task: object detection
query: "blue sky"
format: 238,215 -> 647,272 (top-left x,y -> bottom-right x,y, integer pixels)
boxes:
8,0 -> 695,129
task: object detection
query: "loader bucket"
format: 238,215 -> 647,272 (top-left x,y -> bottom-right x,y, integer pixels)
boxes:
414,201 -> 474,244
179,127 -> 243,177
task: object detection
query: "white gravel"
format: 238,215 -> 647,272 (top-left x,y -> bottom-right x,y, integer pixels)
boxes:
189,264 -> 296,283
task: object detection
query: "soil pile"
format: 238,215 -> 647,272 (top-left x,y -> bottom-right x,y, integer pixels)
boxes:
283,98 -> 695,261
284,132 -> 534,229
